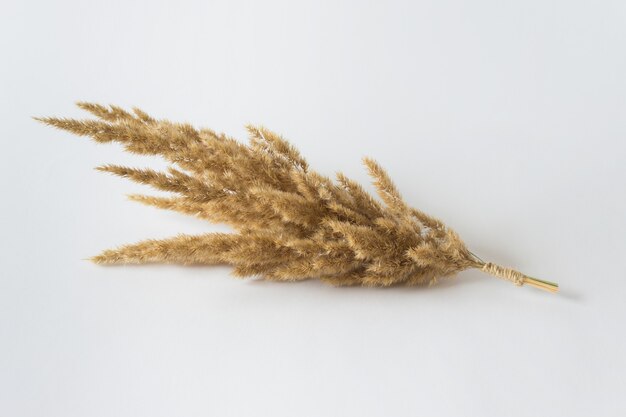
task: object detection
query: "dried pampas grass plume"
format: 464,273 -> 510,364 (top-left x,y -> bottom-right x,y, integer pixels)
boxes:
36,103 -> 558,292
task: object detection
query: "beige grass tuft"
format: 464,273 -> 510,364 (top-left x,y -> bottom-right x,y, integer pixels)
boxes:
37,103 -> 558,291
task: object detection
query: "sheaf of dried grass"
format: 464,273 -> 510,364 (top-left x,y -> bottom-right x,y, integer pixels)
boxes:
36,102 -> 487,287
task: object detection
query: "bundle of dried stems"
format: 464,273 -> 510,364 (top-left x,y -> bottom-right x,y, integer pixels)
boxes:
37,103 -> 558,292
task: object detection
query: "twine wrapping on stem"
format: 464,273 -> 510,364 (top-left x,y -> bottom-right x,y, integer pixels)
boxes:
482,262 -> 525,286
479,262 -> 559,293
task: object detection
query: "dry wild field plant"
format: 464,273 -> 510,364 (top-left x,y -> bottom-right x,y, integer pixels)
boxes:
36,103 -> 558,292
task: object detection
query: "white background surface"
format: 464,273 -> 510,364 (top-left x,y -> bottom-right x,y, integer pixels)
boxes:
1,1 -> 625,416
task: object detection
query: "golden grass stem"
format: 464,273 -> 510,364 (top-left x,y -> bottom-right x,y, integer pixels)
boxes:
524,277 -> 559,293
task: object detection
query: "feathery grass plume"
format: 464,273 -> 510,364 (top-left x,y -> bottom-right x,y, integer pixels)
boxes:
36,103 -> 558,292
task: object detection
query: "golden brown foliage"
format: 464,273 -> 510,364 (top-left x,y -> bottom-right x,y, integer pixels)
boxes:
36,103 -> 557,291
